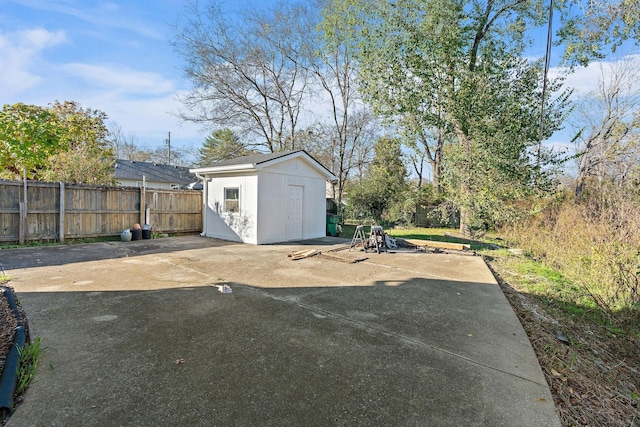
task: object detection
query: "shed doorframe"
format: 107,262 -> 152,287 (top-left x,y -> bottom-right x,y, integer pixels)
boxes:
286,185 -> 303,240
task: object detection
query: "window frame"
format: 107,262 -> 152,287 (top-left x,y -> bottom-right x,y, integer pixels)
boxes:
224,187 -> 240,213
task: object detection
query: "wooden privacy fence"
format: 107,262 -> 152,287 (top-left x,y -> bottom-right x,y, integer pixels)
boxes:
0,179 -> 203,243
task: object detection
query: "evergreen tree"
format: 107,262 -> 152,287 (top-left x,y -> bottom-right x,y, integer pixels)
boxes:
197,129 -> 252,166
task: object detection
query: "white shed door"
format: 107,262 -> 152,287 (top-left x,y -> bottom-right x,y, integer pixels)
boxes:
287,185 -> 303,240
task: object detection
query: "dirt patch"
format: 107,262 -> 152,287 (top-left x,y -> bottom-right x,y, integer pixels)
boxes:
487,259 -> 640,427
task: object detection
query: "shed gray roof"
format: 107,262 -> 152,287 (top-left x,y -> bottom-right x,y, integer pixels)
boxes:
114,160 -> 197,185
211,150 -> 302,167
191,150 -> 335,180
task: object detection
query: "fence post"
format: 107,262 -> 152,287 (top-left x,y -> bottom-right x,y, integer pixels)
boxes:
18,172 -> 27,245
18,202 -> 24,245
139,176 -> 146,225
59,182 -> 65,243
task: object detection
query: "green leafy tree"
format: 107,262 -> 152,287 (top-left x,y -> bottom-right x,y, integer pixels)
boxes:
325,0 -> 571,235
347,137 -> 408,223
442,55 -> 569,233
0,103 -> 62,179
41,101 -> 114,184
197,129 -> 252,166
0,101 -> 114,183
557,0 -> 640,66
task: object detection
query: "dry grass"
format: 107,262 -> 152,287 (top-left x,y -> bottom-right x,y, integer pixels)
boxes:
491,185 -> 640,425
502,187 -> 640,326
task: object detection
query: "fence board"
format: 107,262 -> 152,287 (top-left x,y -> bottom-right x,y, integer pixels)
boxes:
0,180 -> 203,243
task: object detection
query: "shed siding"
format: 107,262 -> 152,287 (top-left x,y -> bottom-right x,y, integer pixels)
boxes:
256,172 -> 288,244
205,174 -> 258,243
261,157 -> 323,178
198,153 -> 332,244
256,162 -> 328,244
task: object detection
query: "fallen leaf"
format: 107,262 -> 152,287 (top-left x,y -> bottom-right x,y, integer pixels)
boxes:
551,368 -> 562,378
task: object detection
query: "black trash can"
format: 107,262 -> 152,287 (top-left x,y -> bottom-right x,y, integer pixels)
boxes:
131,228 -> 142,241
141,224 -> 152,240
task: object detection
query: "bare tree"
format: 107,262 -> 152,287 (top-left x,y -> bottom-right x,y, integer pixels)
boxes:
573,56 -> 640,197
107,123 -> 148,161
401,113 -> 448,192
299,0 -> 378,213
173,1 -> 311,153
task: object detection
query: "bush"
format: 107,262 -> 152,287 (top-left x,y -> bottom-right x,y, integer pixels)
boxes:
502,185 -> 640,324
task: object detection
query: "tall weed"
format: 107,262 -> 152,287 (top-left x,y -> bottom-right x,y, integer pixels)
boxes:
502,185 -> 640,325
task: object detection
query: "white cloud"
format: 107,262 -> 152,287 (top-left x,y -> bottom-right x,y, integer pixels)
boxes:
0,28 -> 66,96
551,53 -> 640,96
62,63 -> 175,95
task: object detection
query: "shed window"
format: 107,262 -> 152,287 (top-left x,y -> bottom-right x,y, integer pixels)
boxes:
224,188 -> 239,212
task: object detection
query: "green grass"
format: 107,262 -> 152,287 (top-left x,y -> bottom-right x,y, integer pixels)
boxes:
514,259 -> 597,309
0,235 -> 121,250
358,224 -> 636,335
17,337 -> 45,395
495,253 -> 631,335
339,225 -> 501,251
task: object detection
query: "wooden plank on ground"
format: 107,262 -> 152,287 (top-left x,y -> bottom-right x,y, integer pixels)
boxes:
324,245 -> 351,253
399,238 -> 470,251
288,249 -> 320,260
318,252 -> 367,264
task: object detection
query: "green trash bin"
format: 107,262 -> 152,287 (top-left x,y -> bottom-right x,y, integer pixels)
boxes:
326,214 -> 339,237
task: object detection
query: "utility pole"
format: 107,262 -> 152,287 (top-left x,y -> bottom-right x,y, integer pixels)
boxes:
166,131 -> 171,165
537,0 -> 554,170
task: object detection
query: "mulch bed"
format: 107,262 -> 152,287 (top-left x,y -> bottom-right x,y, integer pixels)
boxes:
0,290 -> 18,374
0,284 -> 29,425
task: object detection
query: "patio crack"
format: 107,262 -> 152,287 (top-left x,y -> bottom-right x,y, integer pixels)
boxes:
247,286 -> 547,388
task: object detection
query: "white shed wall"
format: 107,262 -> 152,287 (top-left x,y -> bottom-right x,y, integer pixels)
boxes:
204,174 -> 259,244
256,158 -> 328,244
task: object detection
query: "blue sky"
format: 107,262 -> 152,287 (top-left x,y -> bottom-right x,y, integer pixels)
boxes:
0,0 -> 273,154
1,0 -> 638,167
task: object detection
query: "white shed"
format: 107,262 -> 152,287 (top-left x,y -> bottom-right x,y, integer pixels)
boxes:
190,150 -> 336,244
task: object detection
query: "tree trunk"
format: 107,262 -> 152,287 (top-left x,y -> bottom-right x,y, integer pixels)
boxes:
459,206 -> 471,238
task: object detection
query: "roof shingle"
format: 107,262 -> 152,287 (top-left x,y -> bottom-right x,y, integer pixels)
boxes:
114,160 -> 197,185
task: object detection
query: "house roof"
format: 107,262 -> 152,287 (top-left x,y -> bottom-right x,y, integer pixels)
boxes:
190,150 -> 336,180
115,160 -> 198,185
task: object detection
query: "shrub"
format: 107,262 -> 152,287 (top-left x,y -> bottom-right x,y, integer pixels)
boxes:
502,185 -> 640,324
